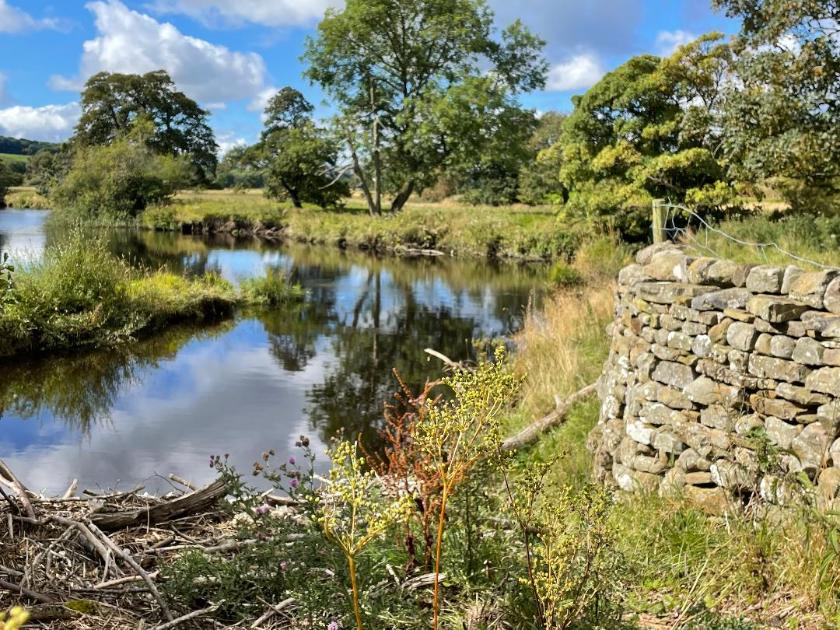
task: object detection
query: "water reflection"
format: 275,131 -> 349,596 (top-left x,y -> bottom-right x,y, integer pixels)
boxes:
0,211 -> 548,494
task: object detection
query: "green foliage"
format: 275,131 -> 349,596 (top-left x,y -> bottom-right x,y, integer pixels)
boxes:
52,123 -> 191,221
73,70 -> 217,182
548,262 -> 584,288
304,0 -> 547,214
239,271 -> 304,307
0,135 -> 56,156
518,113 -> 568,205
715,0 -> 840,213
211,146 -> 264,190
0,607 -> 29,630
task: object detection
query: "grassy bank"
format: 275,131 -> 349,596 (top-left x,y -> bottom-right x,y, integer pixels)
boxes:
0,233 -> 301,358
4,186 -> 51,209
137,190 -> 581,260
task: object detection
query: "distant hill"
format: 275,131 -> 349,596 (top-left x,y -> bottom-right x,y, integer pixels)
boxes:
0,136 -> 58,156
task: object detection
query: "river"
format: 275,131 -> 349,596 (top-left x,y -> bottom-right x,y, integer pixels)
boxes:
0,209 -> 549,494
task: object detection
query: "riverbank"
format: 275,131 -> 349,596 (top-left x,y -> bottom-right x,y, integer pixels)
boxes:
4,187 -> 51,209
137,190 -> 580,260
0,233 -> 302,359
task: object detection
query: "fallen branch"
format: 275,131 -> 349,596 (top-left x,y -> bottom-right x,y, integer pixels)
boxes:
501,383 -> 598,452
0,577 -> 57,604
0,459 -> 36,519
424,348 -> 463,370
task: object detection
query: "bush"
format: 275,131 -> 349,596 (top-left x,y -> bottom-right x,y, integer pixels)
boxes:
548,262 -> 584,287
239,271 -> 304,306
51,128 -> 190,221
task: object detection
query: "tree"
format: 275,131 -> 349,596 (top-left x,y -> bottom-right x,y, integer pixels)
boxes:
304,0 -> 546,215
553,35 -> 733,238
715,0 -> 840,212
73,70 -> 218,182
518,112 -> 568,205
212,146 -> 265,190
246,87 -> 348,208
53,120 -> 191,220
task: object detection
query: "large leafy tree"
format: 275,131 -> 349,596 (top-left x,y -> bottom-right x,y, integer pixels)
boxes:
304,0 -> 546,215
73,70 -> 218,182
554,34 -> 733,237
715,0 -> 840,211
244,87 -> 348,208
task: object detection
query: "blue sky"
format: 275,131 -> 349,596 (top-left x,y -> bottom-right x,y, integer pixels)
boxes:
0,0 -> 737,151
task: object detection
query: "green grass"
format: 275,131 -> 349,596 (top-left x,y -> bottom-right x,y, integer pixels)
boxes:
0,153 -> 28,164
136,190 -> 585,260
4,186 -> 50,209
0,231 -> 302,358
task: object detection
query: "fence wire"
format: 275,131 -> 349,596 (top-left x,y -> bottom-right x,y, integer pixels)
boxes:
658,202 -> 835,270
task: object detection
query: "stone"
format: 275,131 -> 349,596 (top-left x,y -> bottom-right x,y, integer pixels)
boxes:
775,383 -> 831,406
830,438 -> 840,466
652,344 -> 681,361
728,349 -> 750,372
726,322 -> 758,351
760,475 -> 802,506
792,422 -> 830,472
686,376 -> 740,406
788,270 -> 838,308
754,333 -> 773,355
703,259 -> 752,287
748,354 -> 809,383
769,335 -> 796,359
708,318 -> 733,343
676,448 -> 712,472
691,288 -> 752,311
683,485 -> 730,515
723,308 -> 755,323
765,416 -> 802,450
701,405 -> 734,430
746,265 -> 785,294
805,367 -> 840,396
626,419 -> 654,445
823,349 -> 840,367
792,337 -> 826,366
653,430 -> 685,454
618,264 -> 652,287
735,414 -> 763,436
817,468 -> 840,504
636,243 -> 683,265
644,251 -> 691,282
633,454 -> 669,474
802,314 -> 840,339
660,467 -> 686,495
673,420 -> 731,457
692,335 -> 713,357
635,282 -> 715,305
749,394 -> 804,420
652,361 -> 696,389
746,295 -> 810,323
824,276 -> 840,314
684,471 -> 713,485
781,265 -> 805,295
641,382 -> 694,410
666,331 -> 693,352
711,460 -> 754,490
686,257 -> 718,285
682,321 -> 708,336
639,402 -> 682,426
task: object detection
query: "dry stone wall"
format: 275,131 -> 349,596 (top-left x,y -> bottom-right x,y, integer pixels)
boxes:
589,243 -> 840,514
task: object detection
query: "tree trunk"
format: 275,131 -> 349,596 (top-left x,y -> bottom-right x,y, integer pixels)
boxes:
288,188 -> 303,209
347,133 -> 378,216
390,180 -> 415,213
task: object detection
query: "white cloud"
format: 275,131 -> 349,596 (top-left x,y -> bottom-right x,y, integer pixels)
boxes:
216,131 -> 247,156
655,30 -> 697,56
0,102 -> 80,141
247,86 -> 278,114
51,1 -> 269,105
0,0 -> 61,33
148,0 -> 340,27
546,54 -> 605,92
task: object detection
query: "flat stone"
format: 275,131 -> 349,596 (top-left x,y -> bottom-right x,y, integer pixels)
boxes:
676,448 -> 712,472
824,276 -> 840,314
652,430 -> 685,454
781,265 -> 805,295
754,333 -> 773,355
802,314 -> 840,339
666,331 -> 693,352
652,361 -> 696,389
692,334 -> 713,357
711,460 -> 754,490
769,335 -> 796,359
686,376 -> 740,406
788,270 -> 838,308
644,251 -> 692,282
686,257 -> 717,284
726,322 -> 758,351
746,265 -> 785,294
691,288 -> 752,311
805,367 -> 840,396
792,337 -> 826,366
749,394 -> 804,420
682,321 -> 708,336
748,354 -> 809,383
700,404 -> 734,430
641,381 -> 694,410
684,471 -> 713,485
633,453 -> 669,474
636,243 -> 683,265
683,485 -> 730,515
626,419 -> 654,445
618,263 -> 652,287
652,343 -> 681,361
760,474 -> 802,506
672,420 -> 731,457
765,416 -> 802,450
830,438 -> 840,466
775,383 -> 831,406
792,422 -> 830,472
612,463 -> 661,492
735,414 -> 763,436
708,319 -> 733,343
818,468 -> 840,505
703,259 -> 752,287
824,349 -> 840,367
723,308 -> 755,323
635,282 -> 715,305
746,295 -> 810,323
728,349 -> 749,372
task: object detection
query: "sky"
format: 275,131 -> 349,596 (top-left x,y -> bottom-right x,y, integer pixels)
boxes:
0,0 -> 738,152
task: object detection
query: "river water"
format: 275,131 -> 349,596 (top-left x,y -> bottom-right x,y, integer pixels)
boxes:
0,209 -> 548,494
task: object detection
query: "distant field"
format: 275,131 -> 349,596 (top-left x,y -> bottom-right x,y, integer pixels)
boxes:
0,153 -> 29,164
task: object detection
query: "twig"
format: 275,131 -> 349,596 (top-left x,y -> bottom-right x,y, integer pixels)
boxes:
0,459 -> 36,519
168,474 -> 196,492
251,597 -> 295,628
87,521 -> 175,622
149,603 -> 221,630
501,383 -> 598,452
62,479 -> 79,500
424,348 -> 463,370
0,578 -> 57,604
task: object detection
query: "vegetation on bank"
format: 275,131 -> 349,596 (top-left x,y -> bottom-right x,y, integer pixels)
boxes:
3,186 -> 51,209
0,232 -> 302,359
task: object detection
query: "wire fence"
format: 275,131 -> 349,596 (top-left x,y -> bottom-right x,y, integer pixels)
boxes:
657,202 -> 835,270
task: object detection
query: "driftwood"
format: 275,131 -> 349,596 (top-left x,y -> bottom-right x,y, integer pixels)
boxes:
501,383 -> 598,452
89,478 -> 228,530
0,458 -> 37,519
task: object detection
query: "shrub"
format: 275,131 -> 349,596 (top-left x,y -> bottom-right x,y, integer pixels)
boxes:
548,262 -> 583,287
239,271 -> 304,306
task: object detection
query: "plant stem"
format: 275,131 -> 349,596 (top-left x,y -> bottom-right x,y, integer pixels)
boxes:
433,483 -> 449,630
347,554 -> 363,630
